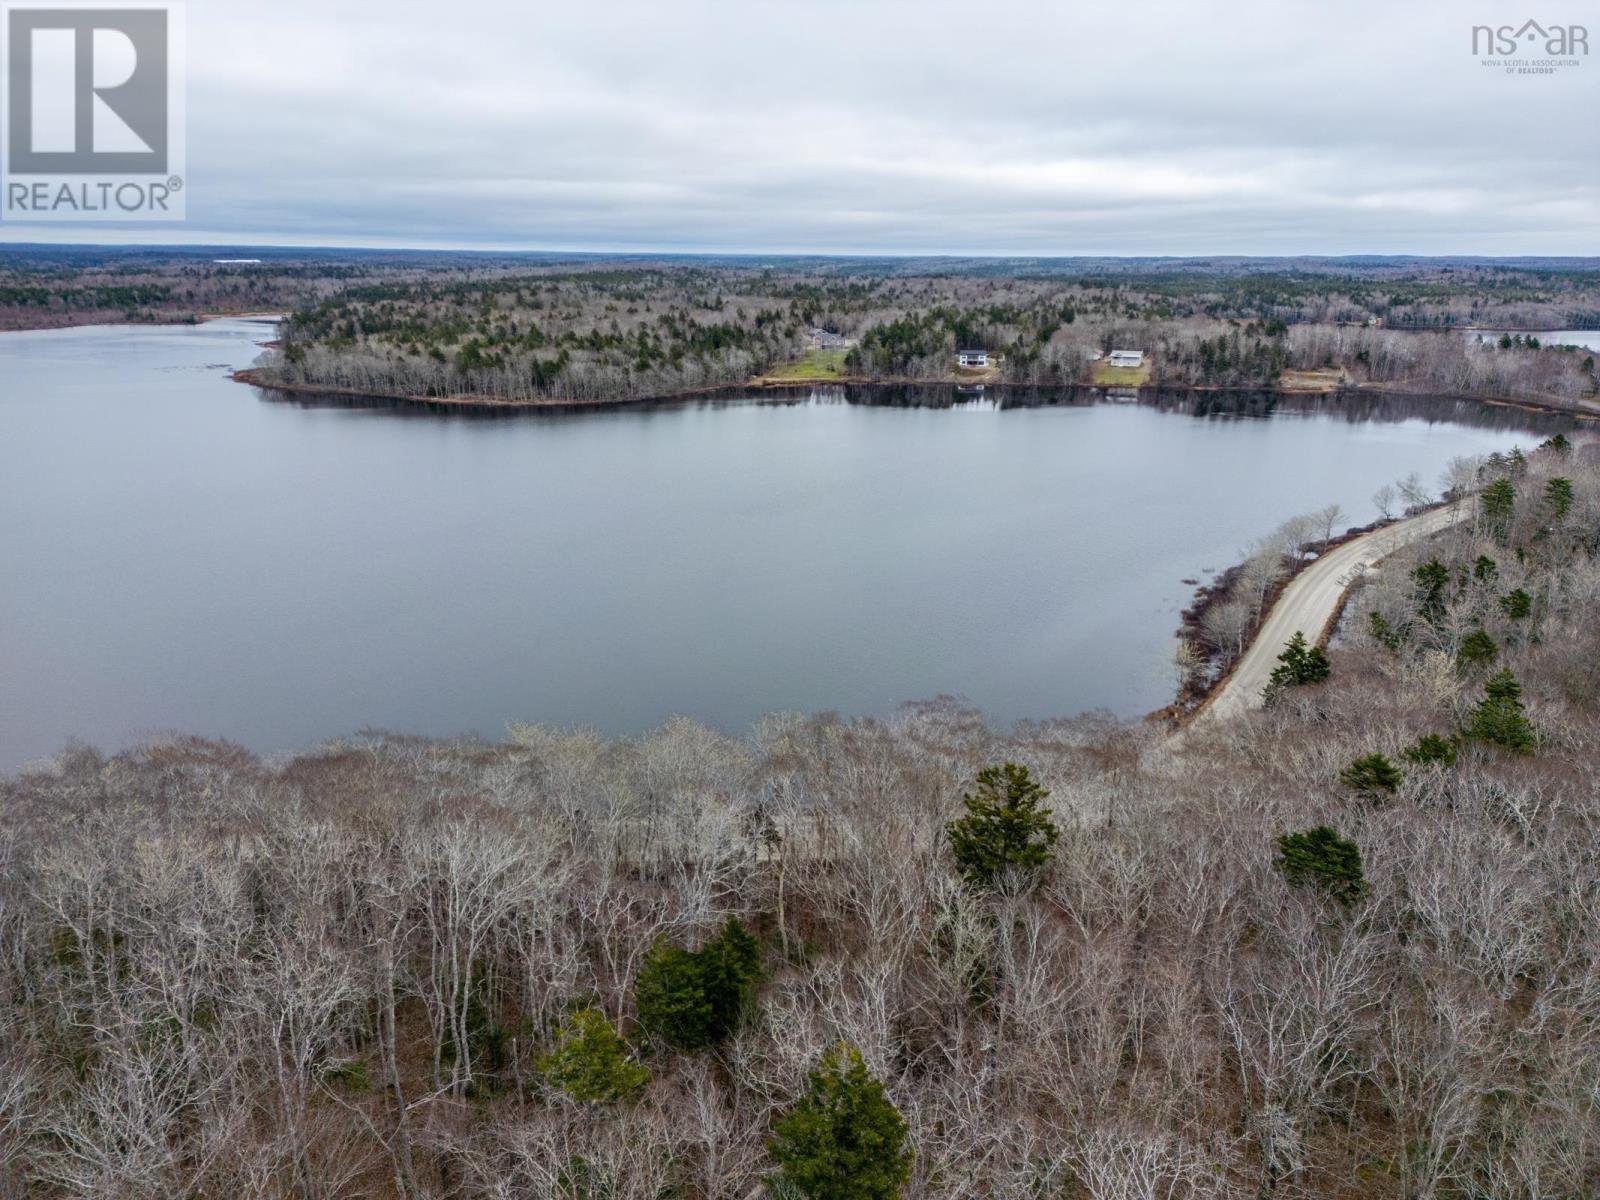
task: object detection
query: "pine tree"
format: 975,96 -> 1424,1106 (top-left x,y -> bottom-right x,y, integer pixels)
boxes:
1368,611 -> 1403,651
1539,433 -> 1570,454
769,1043 -> 912,1200
539,1007 -> 649,1104
1499,589 -> 1532,620
699,916 -> 763,1043
635,937 -> 715,1052
1544,477 -> 1574,523
1403,734 -> 1458,767
1457,628 -> 1499,672
636,917 -> 763,1053
1339,752 -> 1402,796
1266,631 -> 1331,696
1411,559 -> 1450,624
1481,478 -> 1516,540
1275,827 -> 1367,907
944,763 -> 1059,891
1464,668 -> 1537,753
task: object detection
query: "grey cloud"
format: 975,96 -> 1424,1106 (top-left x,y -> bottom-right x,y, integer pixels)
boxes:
9,0 -> 1596,251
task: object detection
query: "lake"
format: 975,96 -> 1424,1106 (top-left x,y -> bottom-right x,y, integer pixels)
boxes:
0,319 -> 1573,769
1467,329 -> 1600,351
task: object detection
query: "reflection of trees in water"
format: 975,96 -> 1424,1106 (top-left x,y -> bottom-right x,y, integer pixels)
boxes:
255,376 -> 1579,437
839,384 -> 1578,435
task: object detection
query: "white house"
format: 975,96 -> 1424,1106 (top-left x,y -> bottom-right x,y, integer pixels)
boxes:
957,349 -> 989,368
1108,349 -> 1145,368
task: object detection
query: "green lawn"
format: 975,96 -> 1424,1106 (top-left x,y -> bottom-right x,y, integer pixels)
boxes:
1091,362 -> 1152,386
763,348 -> 849,380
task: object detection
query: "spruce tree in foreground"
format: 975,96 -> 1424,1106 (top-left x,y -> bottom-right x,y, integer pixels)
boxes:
1266,631 -> 1330,698
635,937 -> 714,1052
769,1043 -> 912,1200
1464,668 -> 1537,753
538,1007 -> 649,1103
945,763 -> 1059,891
1275,827 -> 1367,907
636,916 -> 763,1053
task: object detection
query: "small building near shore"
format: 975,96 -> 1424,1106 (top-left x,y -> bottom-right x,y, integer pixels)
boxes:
1108,349 -> 1145,368
957,349 -> 989,368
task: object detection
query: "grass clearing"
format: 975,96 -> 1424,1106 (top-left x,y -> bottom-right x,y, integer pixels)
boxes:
762,348 -> 849,381
1092,362 -> 1152,386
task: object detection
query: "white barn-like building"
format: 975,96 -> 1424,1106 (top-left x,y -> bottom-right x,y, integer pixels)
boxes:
1108,349 -> 1145,368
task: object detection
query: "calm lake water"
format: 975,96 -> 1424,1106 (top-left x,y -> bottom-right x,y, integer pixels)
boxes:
1468,329 -> 1600,351
0,320 -> 1572,768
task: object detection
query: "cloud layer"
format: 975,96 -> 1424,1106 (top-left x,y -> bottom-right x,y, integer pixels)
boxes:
8,0 -> 1600,252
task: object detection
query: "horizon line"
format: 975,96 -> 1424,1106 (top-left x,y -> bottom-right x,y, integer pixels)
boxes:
3,240 -> 1600,262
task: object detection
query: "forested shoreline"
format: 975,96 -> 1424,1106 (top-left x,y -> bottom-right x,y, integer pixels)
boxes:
2,439 -> 1597,1198
5,251 -> 1599,411
250,263 -> 1600,411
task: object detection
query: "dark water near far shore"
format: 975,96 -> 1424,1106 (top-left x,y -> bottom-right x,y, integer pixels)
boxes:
0,320 -> 1575,769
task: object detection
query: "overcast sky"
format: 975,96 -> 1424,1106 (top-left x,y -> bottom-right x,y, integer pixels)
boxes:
5,0 -> 1599,253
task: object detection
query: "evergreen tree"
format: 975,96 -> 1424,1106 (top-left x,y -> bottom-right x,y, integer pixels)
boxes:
1266,631 -> 1331,695
1544,477 -> 1574,523
1403,734 -> 1458,767
945,763 -> 1059,891
1464,669 -> 1537,753
1539,433 -> 1570,454
539,1007 -> 649,1104
699,916 -> 763,1042
636,917 -> 764,1053
1481,478 -> 1516,539
1411,559 -> 1450,624
1457,628 -> 1499,672
635,937 -> 715,1052
1472,555 -> 1498,584
769,1043 -> 912,1200
1339,752 -> 1402,795
1499,588 -> 1532,620
1367,611 -> 1403,651
1275,827 -> 1367,907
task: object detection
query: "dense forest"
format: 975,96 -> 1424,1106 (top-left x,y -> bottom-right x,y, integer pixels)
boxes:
251,262 -> 1600,408
4,250 -> 1598,407
2,439 -> 1597,1198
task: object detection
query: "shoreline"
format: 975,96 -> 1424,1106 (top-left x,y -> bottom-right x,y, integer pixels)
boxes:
0,309 -> 285,335
230,367 -> 1599,425
1158,498 -> 1464,726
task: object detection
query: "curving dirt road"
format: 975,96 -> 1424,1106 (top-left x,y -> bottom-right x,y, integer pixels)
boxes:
1201,503 -> 1472,721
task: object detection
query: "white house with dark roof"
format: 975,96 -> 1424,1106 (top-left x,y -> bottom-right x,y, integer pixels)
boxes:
957,349 -> 989,367
1108,349 -> 1145,368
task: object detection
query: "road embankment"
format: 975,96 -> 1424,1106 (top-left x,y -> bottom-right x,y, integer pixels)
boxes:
1194,503 -> 1472,722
